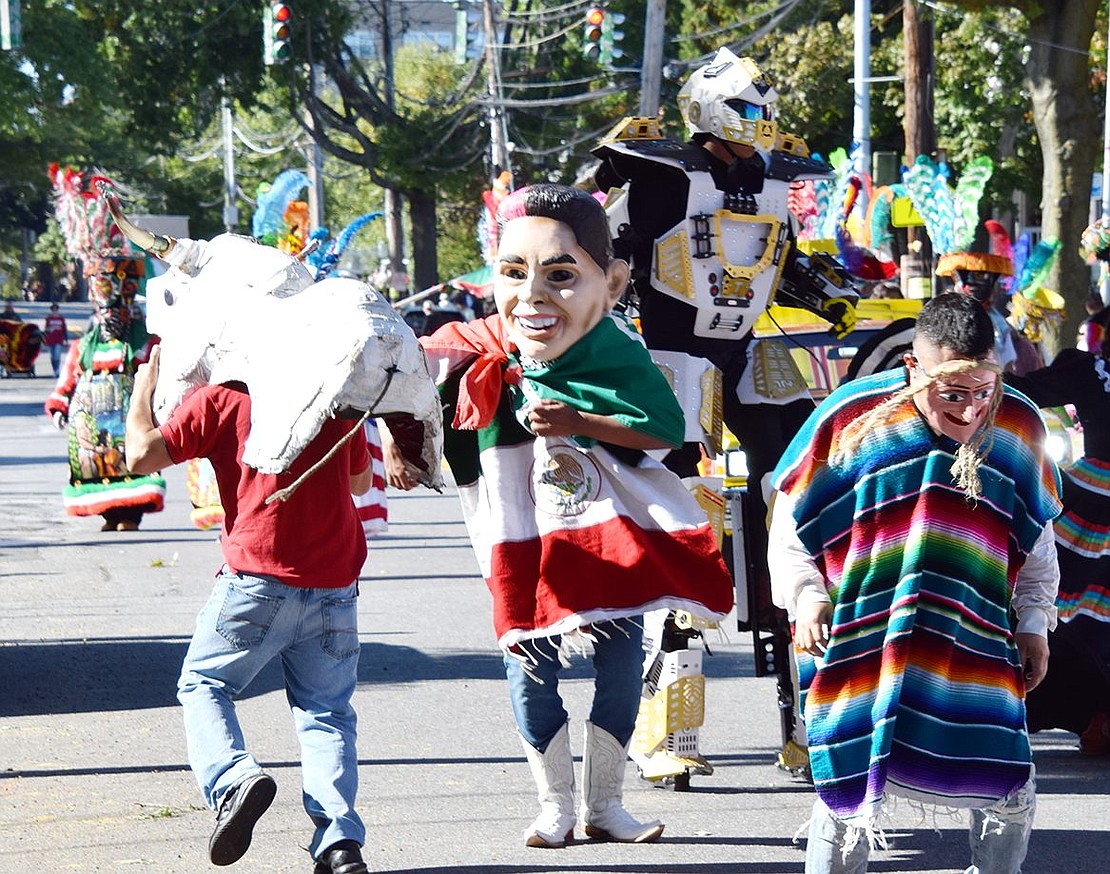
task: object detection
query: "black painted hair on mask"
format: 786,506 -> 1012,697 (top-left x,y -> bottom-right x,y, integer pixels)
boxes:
496,183 -> 614,270
914,292 -> 995,359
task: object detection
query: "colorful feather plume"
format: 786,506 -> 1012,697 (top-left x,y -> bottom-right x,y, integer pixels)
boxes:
818,148 -> 854,240
834,176 -> 897,281
984,219 -> 1014,292
830,158 -> 896,278
865,184 -> 906,253
1014,238 -> 1061,298
48,164 -> 130,260
788,179 -> 820,240
903,155 -> 993,255
1010,232 -> 1031,289
984,219 -> 1013,262
312,212 -> 383,280
953,157 -> 993,251
252,170 -> 311,240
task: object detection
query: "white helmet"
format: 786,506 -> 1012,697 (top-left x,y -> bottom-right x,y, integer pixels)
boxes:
677,47 -> 778,150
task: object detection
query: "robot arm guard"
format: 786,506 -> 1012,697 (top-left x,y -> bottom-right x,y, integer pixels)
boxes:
776,250 -> 860,339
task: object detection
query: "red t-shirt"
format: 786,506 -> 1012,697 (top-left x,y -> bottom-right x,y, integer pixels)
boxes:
44,314 -> 68,345
159,383 -> 370,587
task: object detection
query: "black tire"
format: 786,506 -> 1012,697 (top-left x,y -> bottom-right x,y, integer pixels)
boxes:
844,317 -> 917,382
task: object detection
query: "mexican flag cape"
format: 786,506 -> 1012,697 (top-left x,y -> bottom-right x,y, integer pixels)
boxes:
421,314 -> 734,650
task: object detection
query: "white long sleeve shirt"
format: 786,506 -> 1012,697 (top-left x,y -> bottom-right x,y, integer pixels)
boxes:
767,490 -> 1060,637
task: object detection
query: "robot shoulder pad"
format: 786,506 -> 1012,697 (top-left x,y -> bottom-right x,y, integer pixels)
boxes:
593,138 -> 714,174
766,150 -> 834,183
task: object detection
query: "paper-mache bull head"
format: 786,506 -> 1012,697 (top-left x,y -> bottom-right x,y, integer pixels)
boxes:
102,186 -> 443,489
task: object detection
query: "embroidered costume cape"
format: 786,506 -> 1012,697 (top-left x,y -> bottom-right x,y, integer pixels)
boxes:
421,313 -> 734,650
45,329 -> 166,518
773,368 -> 1061,821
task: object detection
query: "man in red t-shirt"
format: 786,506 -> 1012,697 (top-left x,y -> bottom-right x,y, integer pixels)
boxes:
126,345 -> 373,874
42,303 -> 68,377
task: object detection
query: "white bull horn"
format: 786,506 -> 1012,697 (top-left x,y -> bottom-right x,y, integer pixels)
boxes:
97,181 -> 176,260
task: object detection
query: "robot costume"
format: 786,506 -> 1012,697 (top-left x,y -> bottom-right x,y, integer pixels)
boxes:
591,48 -> 860,786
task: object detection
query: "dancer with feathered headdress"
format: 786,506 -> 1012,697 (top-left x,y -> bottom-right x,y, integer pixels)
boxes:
43,166 -> 164,531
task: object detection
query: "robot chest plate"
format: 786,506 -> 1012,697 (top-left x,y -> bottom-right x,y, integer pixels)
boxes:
650,178 -> 791,340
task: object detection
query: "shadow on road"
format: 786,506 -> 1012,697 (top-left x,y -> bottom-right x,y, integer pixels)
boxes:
0,638 -> 514,716
368,826 -> 1108,873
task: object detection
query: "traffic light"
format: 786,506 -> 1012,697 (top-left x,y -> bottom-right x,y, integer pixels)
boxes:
582,6 -> 605,63
600,8 -> 625,63
263,2 -> 292,66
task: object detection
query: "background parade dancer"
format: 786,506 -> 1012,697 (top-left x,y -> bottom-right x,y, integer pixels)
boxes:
43,167 -> 164,531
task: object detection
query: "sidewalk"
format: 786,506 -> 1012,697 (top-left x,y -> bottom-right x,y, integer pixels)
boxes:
1,356 -> 1106,873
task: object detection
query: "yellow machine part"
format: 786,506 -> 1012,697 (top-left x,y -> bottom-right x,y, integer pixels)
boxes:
632,674 -> 706,756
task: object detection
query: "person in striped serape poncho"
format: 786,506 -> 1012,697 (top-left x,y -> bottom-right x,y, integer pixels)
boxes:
769,293 -> 1062,873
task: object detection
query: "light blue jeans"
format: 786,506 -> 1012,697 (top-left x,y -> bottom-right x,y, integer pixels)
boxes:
49,343 -> 64,377
804,774 -> 1036,874
504,617 -> 644,752
177,568 -> 365,858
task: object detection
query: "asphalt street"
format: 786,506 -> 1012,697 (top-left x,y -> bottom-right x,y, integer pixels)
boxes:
1,339 -> 1108,873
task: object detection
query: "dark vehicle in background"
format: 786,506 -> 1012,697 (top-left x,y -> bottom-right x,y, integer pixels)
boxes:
401,305 -> 466,337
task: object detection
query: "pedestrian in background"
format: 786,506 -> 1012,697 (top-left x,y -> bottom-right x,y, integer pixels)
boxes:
125,345 -> 374,874
43,303 -> 68,377
769,293 -> 1061,873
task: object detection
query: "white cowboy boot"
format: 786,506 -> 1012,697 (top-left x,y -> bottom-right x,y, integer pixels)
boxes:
520,722 -> 576,848
580,721 -> 664,843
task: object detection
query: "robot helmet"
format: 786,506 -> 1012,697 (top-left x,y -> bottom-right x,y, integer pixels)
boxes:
677,47 -> 778,150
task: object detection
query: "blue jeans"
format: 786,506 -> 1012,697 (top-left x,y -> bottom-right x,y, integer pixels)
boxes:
177,568 -> 365,858
804,774 -> 1036,874
49,343 -> 64,377
504,617 -> 644,751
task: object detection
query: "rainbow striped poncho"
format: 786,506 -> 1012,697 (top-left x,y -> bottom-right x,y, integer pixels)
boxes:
773,368 -> 1061,821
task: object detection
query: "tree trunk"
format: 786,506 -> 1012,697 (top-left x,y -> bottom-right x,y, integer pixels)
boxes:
1024,0 -> 1100,355
407,187 -> 439,292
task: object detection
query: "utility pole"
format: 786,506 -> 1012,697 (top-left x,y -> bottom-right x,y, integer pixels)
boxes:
305,118 -> 325,234
638,0 -> 666,118
902,0 -> 935,297
903,0 -> 935,165
484,0 -> 511,186
852,0 -> 872,183
221,93 -> 238,233
381,0 -> 407,295
305,14 -> 325,233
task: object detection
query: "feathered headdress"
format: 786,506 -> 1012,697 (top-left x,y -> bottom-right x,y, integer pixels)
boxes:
48,164 -> 132,260
252,169 -> 311,241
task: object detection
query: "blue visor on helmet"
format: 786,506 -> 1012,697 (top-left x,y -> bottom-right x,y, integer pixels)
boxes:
724,98 -> 773,122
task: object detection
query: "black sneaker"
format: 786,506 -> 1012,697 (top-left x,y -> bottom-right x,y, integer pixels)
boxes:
208,772 -> 277,866
313,840 -> 369,874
